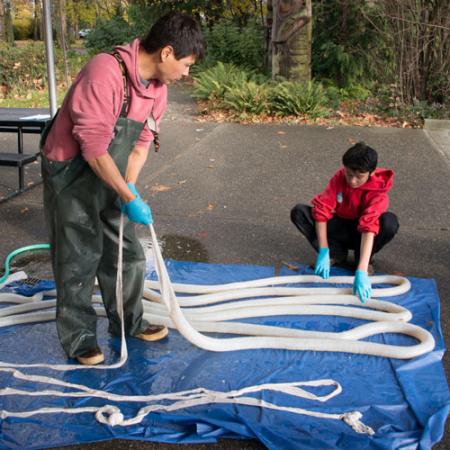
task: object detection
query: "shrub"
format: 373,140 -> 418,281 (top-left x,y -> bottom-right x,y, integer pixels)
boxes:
192,62 -> 251,102
269,81 -> 329,118
0,42 -> 88,98
85,16 -> 136,54
223,81 -> 270,115
341,84 -> 371,102
13,18 -> 33,40
312,1 -> 380,87
203,19 -> 266,73
0,43 -> 48,95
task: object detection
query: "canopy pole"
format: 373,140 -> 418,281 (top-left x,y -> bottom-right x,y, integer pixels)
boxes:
42,0 -> 58,117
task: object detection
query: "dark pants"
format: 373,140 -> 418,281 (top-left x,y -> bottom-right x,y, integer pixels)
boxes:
41,116 -> 149,358
290,204 -> 399,260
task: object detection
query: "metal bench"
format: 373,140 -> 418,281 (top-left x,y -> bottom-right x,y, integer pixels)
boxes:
0,117 -> 48,197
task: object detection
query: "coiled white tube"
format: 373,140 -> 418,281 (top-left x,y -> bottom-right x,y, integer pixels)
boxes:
146,225 -> 435,358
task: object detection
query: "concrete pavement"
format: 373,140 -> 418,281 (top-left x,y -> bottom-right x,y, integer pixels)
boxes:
0,84 -> 448,449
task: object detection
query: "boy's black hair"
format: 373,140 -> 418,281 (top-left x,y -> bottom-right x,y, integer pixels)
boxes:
141,12 -> 205,60
342,142 -> 378,173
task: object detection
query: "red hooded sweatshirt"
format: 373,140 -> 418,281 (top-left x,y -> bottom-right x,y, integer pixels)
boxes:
44,39 -> 167,161
311,167 -> 394,235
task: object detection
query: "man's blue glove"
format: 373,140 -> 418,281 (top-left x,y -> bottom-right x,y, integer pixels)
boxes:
353,270 -> 372,303
127,182 -> 140,199
314,248 -> 330,279
122,183 -> 153,225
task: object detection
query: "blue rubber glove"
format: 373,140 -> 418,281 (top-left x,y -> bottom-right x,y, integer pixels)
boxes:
314,248 -> 330,279
123,197 -> 153,225
122,183 -> 153,225
353,270 -> 372,303
127,182 -> 140,199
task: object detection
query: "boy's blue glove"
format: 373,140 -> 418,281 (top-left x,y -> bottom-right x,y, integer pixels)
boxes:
314,248 -> 330,279
122,183 -> 153,225
353,270 -> 372,303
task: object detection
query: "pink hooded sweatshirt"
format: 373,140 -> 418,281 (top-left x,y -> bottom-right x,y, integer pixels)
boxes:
43,39 -> 168,161
311,167 -> 394,235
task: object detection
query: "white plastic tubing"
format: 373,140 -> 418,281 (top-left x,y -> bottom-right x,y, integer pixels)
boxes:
0,220 -> 435,435
145,225 -> 435,359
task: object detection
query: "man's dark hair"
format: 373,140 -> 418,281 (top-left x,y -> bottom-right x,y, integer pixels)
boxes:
141,12 -> 205,60
342,142 -> 378,173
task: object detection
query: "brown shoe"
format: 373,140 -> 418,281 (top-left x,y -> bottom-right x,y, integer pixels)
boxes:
135,325 -> 169,342
76,347 -> 104,365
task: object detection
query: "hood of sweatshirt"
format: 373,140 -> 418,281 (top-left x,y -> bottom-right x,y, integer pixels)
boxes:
339,167 -> 394,192
114,38 -> 162,99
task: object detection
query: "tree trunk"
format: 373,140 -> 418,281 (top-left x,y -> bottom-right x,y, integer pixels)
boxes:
270,0 -> 312,83
65,0 -> 78,43
55,0 -> 71,86
0,0 -> 5,41
266,0 -> 274,73
0,0 -> 14,43
33,0 -> 43,40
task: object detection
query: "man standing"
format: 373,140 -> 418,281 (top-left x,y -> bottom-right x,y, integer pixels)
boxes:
41,13 -> 205,365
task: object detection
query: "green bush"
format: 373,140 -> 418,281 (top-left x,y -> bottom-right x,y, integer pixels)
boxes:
319,79 -> 372,108
127,3 -> 165,38
193,64 -> 333,119
223,81 -> 270,115
323,84 -> 341,109
85,16 -> 137,54
341,84 -> 371,102
192,62 -> 251,102
312,1 -> 381,87
203,19 -> 266,73
0,42 -> 88,97
13,18 -> 33,40
0,43 -> 48,94
269,81 -> 329,118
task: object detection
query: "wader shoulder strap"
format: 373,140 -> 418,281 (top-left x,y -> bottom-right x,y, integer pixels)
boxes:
111,52 -> 130,118
111,51 -> 161,152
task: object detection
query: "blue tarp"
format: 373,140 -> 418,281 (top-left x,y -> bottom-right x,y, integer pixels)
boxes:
0,261 -> 448,449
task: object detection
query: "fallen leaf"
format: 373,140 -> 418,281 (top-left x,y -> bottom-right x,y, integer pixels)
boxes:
150,184 -> 172,193
277,130 -> 286,135
21,207 -> 29,214
282,261 -> 300,271
207,203 -> 215,210
178,180 -> 187,185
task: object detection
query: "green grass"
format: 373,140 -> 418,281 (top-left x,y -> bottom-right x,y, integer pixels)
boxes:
0,89 -> 67,108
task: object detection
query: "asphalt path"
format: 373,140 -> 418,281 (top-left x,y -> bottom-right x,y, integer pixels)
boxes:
0,84 -> 448,449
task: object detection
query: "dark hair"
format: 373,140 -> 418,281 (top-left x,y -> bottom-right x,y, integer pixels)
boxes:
141,12 -> 205,60
342,142 -> 378,173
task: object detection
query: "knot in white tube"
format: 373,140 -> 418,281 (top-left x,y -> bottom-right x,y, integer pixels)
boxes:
342,411 -> 375,435
95,405 -> 124,427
